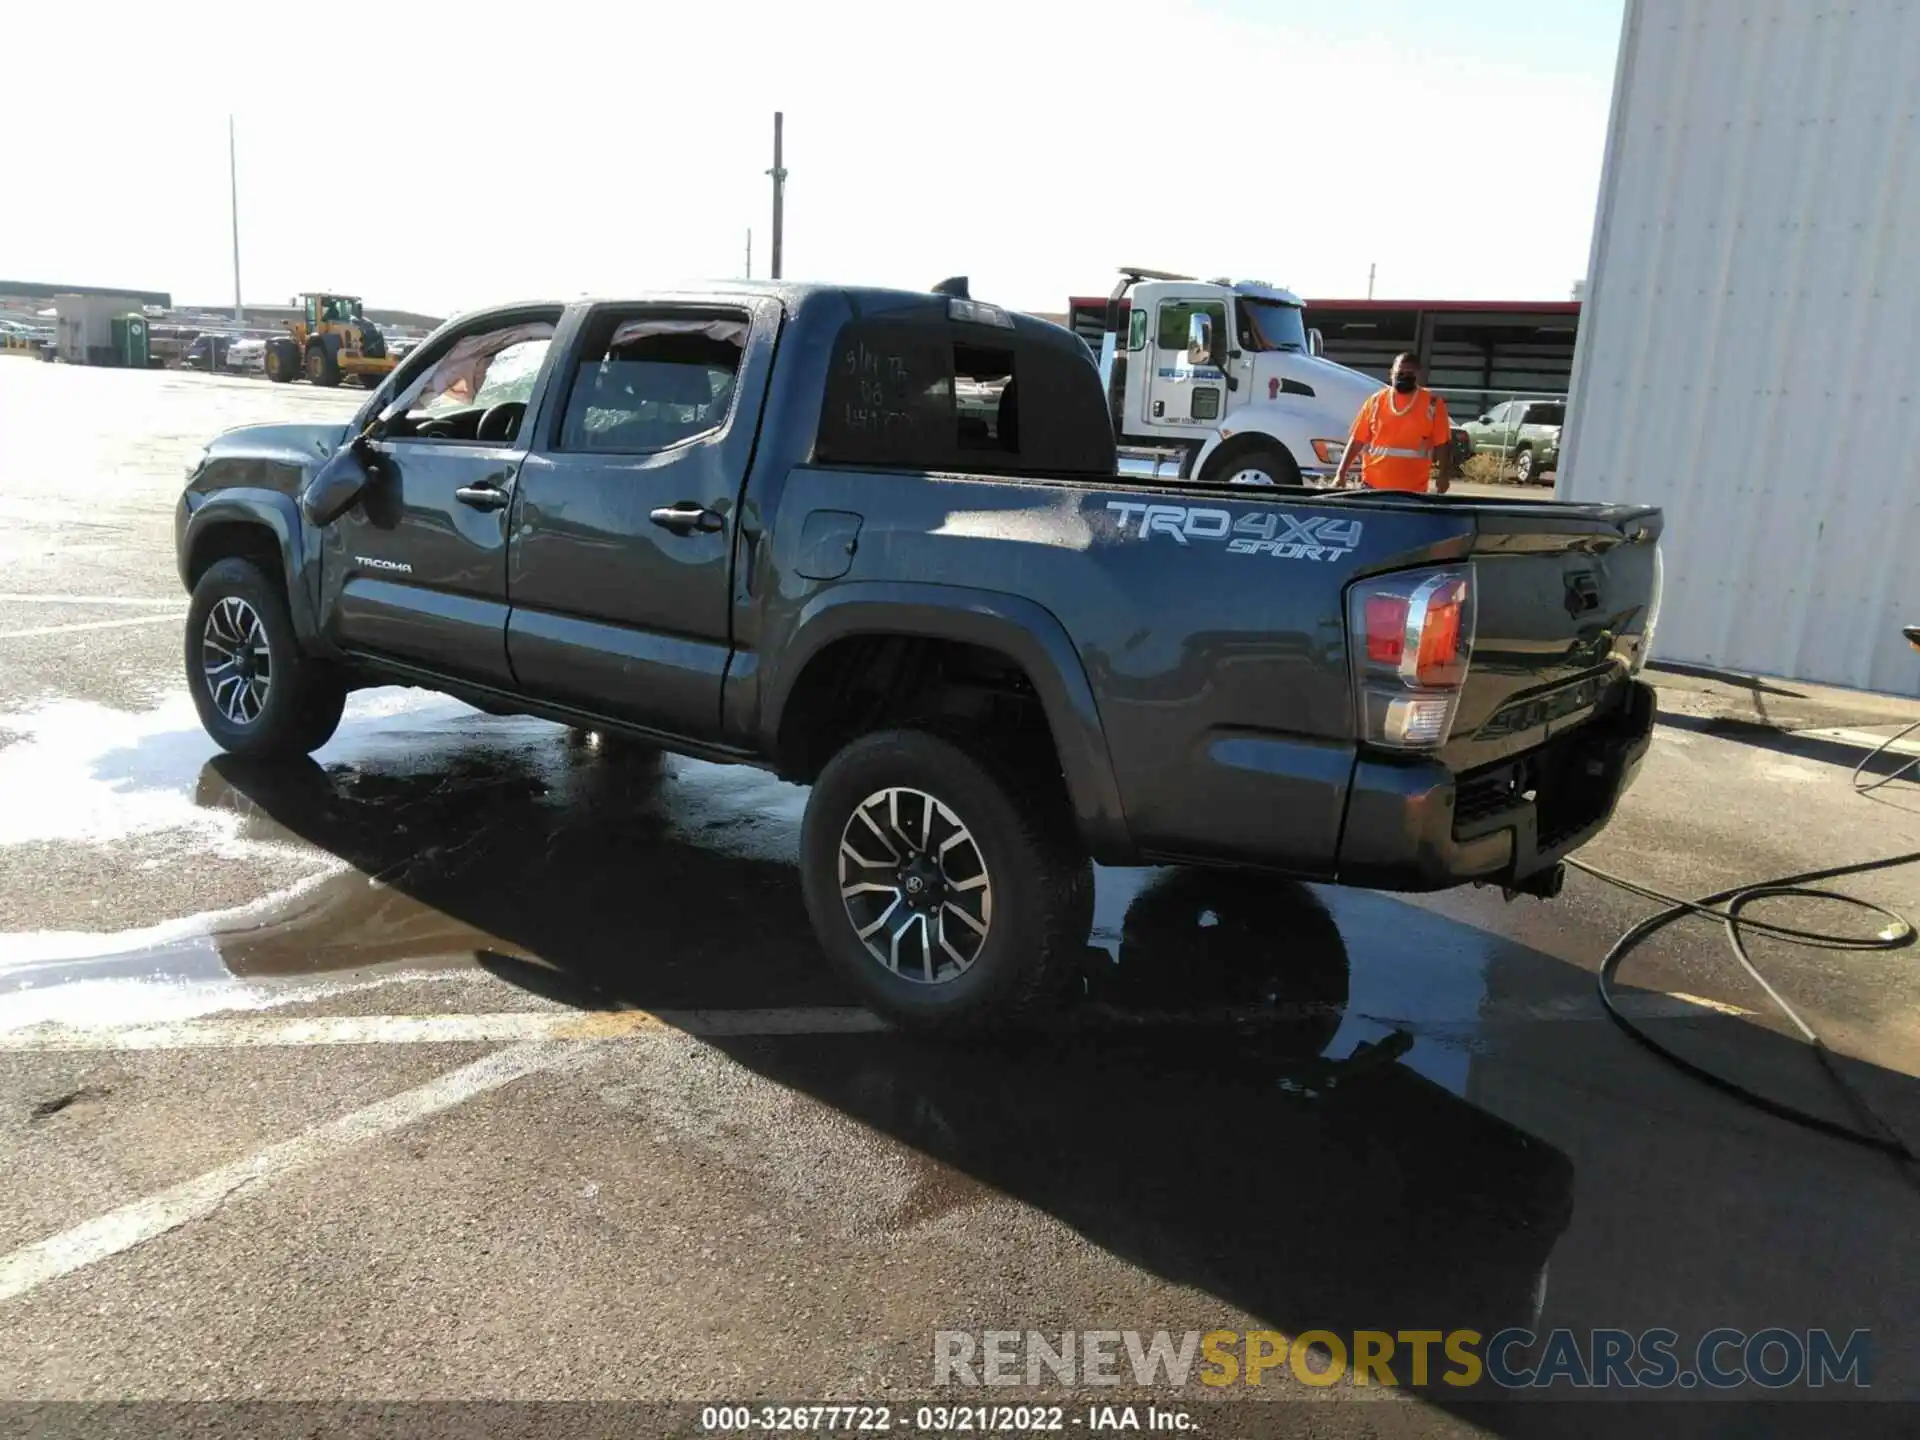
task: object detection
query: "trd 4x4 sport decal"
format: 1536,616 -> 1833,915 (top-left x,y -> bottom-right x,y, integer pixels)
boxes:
1103,501 -> 1363,562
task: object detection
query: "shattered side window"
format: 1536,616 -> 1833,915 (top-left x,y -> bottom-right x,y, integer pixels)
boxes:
399,321 -> 557,419
469,341 -> 551,410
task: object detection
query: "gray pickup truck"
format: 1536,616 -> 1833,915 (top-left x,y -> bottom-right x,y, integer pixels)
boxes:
175,279 -> 1663,1026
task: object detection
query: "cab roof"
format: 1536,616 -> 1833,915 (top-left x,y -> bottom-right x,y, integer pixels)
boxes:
1222,280 -> 1304,307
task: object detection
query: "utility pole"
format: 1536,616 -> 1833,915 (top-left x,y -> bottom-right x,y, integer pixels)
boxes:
229,115 -> 244,323
745,228 -> 753,280
1366,262 -> 1376,301
766,111 -> 787,280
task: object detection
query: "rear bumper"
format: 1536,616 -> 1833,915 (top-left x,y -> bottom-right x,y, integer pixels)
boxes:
1335,679 -> 1656,892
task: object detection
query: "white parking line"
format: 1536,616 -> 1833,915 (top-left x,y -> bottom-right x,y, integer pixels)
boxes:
0,594 -> 183,606
0,991 -> 1751,1053
0,614 -> 181,640
1800,725 -> 1920,758
0,987 -> 1757,1302
1,1006 -> 887,1051
0,1041 -> 565,1306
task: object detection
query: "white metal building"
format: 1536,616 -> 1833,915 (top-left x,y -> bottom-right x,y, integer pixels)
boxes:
1560,0 -> 1920,693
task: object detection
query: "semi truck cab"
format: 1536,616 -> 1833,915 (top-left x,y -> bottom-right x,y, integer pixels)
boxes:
1079,268 -> 1385,487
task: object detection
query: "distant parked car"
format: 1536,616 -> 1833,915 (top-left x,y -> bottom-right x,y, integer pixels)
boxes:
227,337 -> 266,373
182,335 -> 233,371
1461,399 -> 1563,484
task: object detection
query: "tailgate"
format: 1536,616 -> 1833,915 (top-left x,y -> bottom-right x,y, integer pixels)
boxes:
1441,502 -> 1662,772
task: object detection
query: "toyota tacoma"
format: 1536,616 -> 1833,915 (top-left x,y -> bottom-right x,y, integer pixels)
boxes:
175,278 -> 1662,1026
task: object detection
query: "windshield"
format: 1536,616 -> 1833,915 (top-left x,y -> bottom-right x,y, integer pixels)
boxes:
1242,298 -> 1308,353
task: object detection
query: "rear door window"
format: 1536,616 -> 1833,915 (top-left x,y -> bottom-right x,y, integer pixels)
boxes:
556,312 -> 749,454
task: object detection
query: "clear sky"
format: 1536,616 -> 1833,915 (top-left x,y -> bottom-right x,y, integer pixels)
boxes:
2,0 -> 1624,318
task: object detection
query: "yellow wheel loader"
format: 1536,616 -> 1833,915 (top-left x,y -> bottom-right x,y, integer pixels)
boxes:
265,293 -> 397,389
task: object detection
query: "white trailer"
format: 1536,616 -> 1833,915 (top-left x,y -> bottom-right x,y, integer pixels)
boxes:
1560,0 -> 1920,692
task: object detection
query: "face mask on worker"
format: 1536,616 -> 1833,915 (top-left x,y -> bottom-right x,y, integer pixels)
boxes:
1392,372 -> 1418,394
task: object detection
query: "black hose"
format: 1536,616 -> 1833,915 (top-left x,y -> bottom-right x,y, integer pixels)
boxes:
1574,717 -> 1920,1159
1852,717 -> 1920,796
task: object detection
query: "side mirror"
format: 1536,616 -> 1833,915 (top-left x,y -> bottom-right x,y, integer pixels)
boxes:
1308,327 -> 1324,357
300,432 -> 377,526
1186,312 -> 1215,367
1477,413 -> 1491,424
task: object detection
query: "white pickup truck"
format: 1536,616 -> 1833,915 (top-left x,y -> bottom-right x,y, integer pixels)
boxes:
1068,268 -> 1420,487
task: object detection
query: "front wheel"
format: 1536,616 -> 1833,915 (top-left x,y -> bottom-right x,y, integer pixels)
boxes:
186,558 -> 346,759
800,730 -> 1092,1028
305,343 -> 341,387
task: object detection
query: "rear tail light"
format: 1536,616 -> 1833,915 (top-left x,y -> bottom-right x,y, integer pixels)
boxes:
1347,565 -> 1476,750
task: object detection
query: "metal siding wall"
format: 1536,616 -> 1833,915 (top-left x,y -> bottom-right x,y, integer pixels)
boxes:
1562,0 -> 1920,693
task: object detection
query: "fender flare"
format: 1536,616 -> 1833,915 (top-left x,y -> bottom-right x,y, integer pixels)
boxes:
1195,430 -> 1304,483
760,581 -> 1135,861
179,490 -> 319,641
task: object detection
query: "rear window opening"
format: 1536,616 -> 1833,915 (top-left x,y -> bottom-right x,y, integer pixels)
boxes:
813,308 -> 1112,478
954,344 -> 1017,453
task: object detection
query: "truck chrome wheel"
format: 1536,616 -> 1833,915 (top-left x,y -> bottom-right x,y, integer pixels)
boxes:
201,596 -> 272,725
1226,466 -> 1278,486
837,786 -> 993,984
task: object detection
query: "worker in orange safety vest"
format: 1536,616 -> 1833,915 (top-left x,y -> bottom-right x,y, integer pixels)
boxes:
1333,352 -> 1456,494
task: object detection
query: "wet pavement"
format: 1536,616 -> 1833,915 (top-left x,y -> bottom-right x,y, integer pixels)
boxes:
3,361 -> 1920,1436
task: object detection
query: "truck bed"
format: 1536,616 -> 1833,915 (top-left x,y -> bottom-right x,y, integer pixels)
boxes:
757,465 -> 1660,882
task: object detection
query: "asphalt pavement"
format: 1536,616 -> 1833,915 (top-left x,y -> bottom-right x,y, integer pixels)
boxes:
3,358 -> 1920,1438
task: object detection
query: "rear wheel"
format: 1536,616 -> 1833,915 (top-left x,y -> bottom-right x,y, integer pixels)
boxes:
800,729 -> 1092,1028
1513,445 -> 1537,484
305,343 -> 341,387
1202,441 -> 1300,488
264,339 -> 299,383
186,558 -> 346,758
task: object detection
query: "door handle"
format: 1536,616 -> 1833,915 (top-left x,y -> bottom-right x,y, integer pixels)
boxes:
650,503 -> 725,536
454,483 -> 511,512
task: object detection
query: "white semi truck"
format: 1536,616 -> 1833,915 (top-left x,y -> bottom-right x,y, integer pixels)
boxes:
1068,268 -> 1456,486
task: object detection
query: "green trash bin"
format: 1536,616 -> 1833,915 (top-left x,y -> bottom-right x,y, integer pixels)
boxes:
111,314 -> 150,369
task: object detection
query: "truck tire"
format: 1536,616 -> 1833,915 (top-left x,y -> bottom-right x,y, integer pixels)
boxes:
1201,440 -> 1300,488
1513,445 -> 1538,484
265,339 -> 299,383
186,558 -> 347,759
305,342 -> 342,387
800,729 -> 1093,1028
